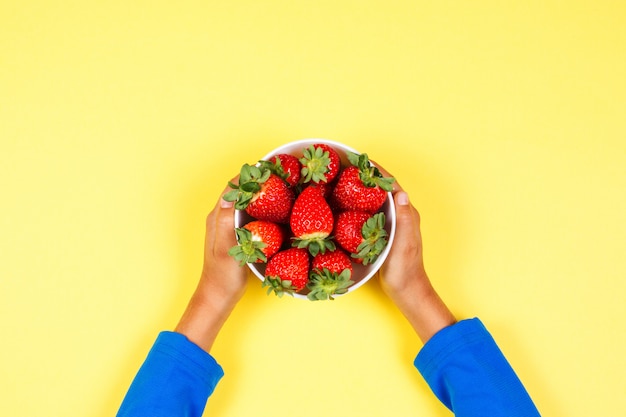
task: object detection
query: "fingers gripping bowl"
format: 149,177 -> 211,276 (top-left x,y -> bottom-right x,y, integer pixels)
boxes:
226,139 -> 396,300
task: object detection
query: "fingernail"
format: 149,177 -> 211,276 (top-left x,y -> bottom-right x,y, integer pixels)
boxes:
396,191 -> 409,206
221,198 -> 234,208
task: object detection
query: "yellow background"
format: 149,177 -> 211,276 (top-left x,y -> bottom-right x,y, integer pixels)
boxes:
1,1 -> 625,416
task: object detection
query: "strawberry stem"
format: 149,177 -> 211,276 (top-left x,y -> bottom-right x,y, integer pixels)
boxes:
223,164 -> 271,209
262,276 -> 296,298
307,268 -> 354,301
227,228 -> 268,265
346,151 -> 395,192
300,145 -> 331,183
353,212 -> 388,265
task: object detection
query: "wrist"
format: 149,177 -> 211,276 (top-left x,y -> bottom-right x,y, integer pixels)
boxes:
382,269 -> 432,305
174,280 -> 242,353
195,280 -> 242,316
387,275 -> 456,344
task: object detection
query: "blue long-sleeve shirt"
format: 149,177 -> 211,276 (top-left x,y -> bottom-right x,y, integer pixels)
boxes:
117,318 -> 540,416
415,318 -> 540,415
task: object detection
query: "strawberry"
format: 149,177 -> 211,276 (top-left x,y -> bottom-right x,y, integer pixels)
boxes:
228,220 -> 285,265
263,247 -> 310,297
308,250 -> 355,301
312,249 -> 353,275
332,152 -> 395,213
259,153 -> 302,187
223,164 -> 295,223
334,211 -> 388,265
289,185 -> 336,256
309,180 -> 334,200
300,144 -> 341,184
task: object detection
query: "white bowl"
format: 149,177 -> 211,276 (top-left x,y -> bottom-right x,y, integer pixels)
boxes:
234,138 -> 396,299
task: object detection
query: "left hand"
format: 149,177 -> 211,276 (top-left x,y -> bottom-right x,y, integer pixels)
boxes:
175,177 -> 248,352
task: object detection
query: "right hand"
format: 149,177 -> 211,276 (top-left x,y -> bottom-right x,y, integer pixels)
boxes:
379,180 -> 430,299
376,164 -> 456,344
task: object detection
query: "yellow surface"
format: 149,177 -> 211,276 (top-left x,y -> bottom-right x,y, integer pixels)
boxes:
1,1 -> 625,416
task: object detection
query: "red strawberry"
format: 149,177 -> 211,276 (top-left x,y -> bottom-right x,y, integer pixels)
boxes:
228,220 -> 285,265
332,152 -> 395,213
309,180 -> 334,200
334,211 -> 388,265
263,247 -> 310,296
308,250 -> 355,301
300,144 -> 341,184
223,164 -> 295,223
259,153 -> 302,187
289,185 -> 336,256
312,249 -> 353,274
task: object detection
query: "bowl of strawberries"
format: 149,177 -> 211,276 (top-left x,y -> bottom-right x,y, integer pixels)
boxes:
224,139 -> 396,301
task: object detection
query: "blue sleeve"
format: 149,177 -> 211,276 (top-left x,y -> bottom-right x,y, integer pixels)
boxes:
415,318 -> 541,416
117,331 -> 224,417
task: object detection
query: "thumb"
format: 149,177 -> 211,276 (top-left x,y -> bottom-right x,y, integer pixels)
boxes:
392,190 -> 421,241
394,191 -> 413,226
217,194 -> 237,246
